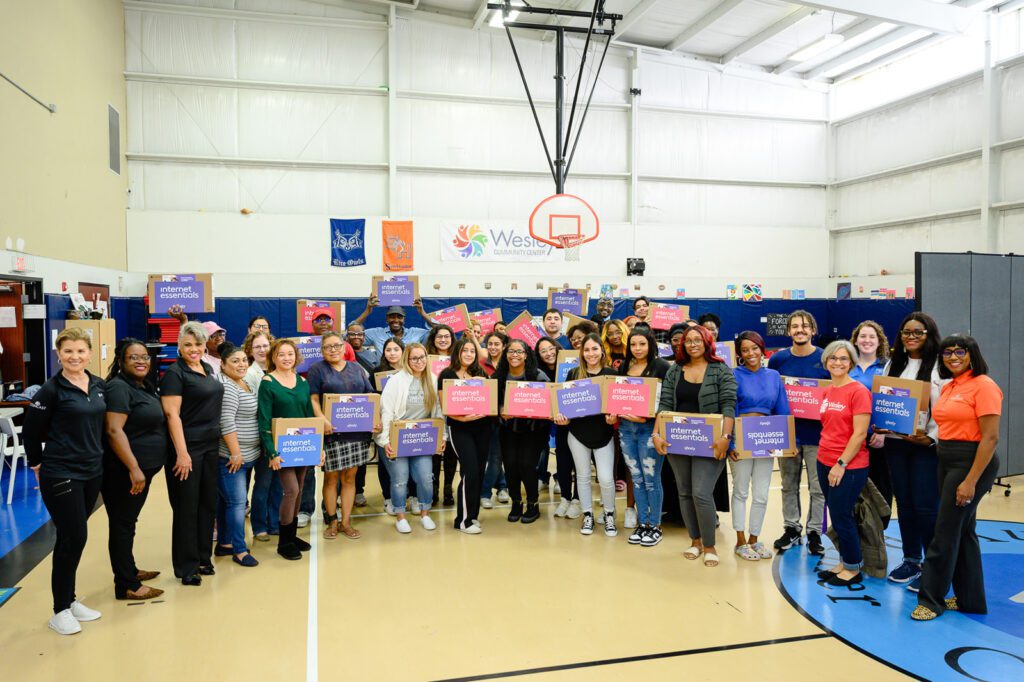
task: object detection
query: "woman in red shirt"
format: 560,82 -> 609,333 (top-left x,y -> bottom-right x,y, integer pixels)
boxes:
816,340 -> 872,587
912,335 -> 1002,621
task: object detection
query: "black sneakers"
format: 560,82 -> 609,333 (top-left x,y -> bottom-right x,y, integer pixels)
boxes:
507,503 -> 523,523
807,531 -> 825,556
641,527 -> 663,547
774,526 -> 802,552
580,512 -> 595,535
628,525 -> 647,545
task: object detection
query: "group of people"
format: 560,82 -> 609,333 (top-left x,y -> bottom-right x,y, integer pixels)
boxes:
23,292 -> 1003,635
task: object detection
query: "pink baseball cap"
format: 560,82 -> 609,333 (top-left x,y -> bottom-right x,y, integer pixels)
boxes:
202,321 -> 226,336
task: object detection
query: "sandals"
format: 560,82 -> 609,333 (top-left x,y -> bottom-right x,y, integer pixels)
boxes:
735,544 -> 760,561
945,598 -> 959,611
323,520 -> 339,540
911,605 -> 938,621
340,525 -> 362,540
704,550 -> 720,567
683,545 -> 703,560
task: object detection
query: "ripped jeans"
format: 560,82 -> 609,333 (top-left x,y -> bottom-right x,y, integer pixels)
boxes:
618,419 -> 663,527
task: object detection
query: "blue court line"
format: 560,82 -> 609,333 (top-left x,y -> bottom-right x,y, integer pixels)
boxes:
0,461 -> 51,559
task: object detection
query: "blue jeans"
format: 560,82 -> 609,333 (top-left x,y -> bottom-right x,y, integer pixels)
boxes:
390,455 -> 434,511
619,419 -> 662,526
250,455 -> 283,535
218,458 -> 255,554
885,439 -> 939,564
481,423 -> 507,495
817,462 -> 869,570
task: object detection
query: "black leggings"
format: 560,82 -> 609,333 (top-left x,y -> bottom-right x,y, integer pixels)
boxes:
500,426 -> 546,506
166,442 -> 218,579
450,425 -> 491,528
433,445 -> 458,497
39,474 -> 102,613
103,462 -> 161,593
278,466 -> 309,525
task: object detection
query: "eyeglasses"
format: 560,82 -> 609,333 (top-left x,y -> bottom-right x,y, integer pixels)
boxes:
347,332 -> 365,338
323,344 -> 345,352
828,356 -> 851,364
251,324 -> 269,331
210,331 -> 226,338
684,339 -> 704,347
409,355 -> 427,362
507,349 -> 527,356
127,355 -> 151,363
942,348 -> 968,359
901,329 -> 927,338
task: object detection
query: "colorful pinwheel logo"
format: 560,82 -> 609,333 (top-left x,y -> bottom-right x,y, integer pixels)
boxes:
453,224 -> 487,258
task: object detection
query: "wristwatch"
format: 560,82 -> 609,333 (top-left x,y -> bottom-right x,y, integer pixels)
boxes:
836,458 -> 847,468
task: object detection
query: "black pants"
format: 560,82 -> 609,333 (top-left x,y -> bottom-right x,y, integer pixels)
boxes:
39,474 -> 102,613
918,440 -> 999,615
433,445 -> 458,498
450,425 -> 491,528
355,463 -> 366,495
103,461 -> 161,593
165,441 -> 218,579
553,425 -> 578,501
500,426 -> 545,506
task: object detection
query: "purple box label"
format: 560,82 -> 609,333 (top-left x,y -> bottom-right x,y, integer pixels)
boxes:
294,336 -> 324,374
154,276 -> 205,313
740,415 -> 792,457
276,428 -> 321,467
329,396 -> 375,432
377,277 -> 415,306
554,380 -> 602,418
396,422 -> 439,457
658,343 -> 673,358
550,290 -> 584,316
556,357 -> 579,383
665,417 -> 715,457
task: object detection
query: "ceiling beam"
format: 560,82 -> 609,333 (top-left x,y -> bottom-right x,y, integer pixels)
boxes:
772,17 -> 879,75
802,25 -> 921,80
665,0 -> 744,52
831,33 -> 948,82
722,6 -> 815,65
612,0 -> 662,40
787,0 -> 975,34
472,0 -> 490,29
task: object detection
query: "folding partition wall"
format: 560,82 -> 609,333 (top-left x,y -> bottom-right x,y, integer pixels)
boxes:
917,252 -> 1023,484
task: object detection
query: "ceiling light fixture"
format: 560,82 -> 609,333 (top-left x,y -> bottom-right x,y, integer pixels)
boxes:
790,32 -> 845,62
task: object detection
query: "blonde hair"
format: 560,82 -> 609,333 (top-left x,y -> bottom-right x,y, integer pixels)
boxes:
56,327 -> 93,350
400,343 -> 437,415
242,331 -> 274,362
601,319 -> 629,356
267,338 -> 303,372
179,321 -> 208,346
850,320 -> 890,360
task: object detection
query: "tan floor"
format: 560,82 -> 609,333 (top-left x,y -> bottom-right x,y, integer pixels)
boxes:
2,463 -> 1022,681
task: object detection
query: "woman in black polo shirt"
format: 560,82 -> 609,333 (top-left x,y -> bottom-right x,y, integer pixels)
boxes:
103,338 -> 167,600
161,321 -> 224,586
24,328 -> 107,635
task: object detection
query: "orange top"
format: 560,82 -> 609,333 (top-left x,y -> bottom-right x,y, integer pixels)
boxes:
933,372 -> 1003,442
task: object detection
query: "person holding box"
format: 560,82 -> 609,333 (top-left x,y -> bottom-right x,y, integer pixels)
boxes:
616,328 -> 670,546
374,338 -> 405,515
308,332 -> 377,541
912,335 -> 1002,621
536,337 -> 576,513
495,339 -> 551,523
352,294 -> 434,348
555,334 -> 618,537
480,333 -> 510,508
768,310 -> 830,556
730,331 -> 790,562
653,325 -> 736,567
426,324 -> 457,505
438,338 -> 493,534
376,343 -> 444,534
161,321 -> 224,585
815,340 -> 872,586
243,330 -> 282,544
258,339 -> 320,560
213,343 -> 260,568
23,328 -> 107,634
848,320 -> 892,512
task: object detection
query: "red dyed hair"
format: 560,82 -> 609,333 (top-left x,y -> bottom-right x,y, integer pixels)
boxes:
675,324 -> 724,365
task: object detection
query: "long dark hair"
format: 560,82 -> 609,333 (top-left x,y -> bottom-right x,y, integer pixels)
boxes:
571,333 -> 608,380
496,339 -> 540,381
620,328 -> 660,377
105,337 -> 153,388
534,336 -> 561,372
375,338 -> 404,372
675,325 -> 724,366
425,324 -> 455,356
449,338 -> 484,377
887,312 -> 940,381
936,335 -> 990,380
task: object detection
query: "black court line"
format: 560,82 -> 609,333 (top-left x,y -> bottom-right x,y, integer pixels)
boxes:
430,633 -> 831,681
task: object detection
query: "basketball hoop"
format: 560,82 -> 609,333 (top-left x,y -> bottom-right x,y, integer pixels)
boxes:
556,234 -> 585,261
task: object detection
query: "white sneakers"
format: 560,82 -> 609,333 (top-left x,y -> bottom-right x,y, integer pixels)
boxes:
384,500 -> 398,516
49,600 -> 101,636
496,489 -> 511,503
458,523 -> 482,535
554,498 -> 570,517
624,506 -> 638,529
409,497 -> 422,514
420,515 -> 437,531
553,480 -> 561,495
480,496 -> 494,509
296,512 -> 311,528
395,518 -> 412,534
566,499 -> 583,519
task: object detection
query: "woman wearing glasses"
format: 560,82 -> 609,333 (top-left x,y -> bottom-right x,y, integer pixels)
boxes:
243,330 -> 282,543
868,313 -> 945,591
426,324 -> 456,505
912,336 -> 1002,621
816,341 -> 872,587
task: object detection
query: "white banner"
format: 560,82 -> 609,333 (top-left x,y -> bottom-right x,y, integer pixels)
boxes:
441,224 -> 564,262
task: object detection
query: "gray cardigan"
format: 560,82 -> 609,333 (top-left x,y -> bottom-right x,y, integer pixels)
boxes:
658,361 -> 737,419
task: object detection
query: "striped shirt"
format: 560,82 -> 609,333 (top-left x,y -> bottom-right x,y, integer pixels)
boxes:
219,376 -> 261,463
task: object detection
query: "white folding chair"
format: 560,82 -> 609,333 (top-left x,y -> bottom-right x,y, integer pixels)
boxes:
2,415 -> 26,505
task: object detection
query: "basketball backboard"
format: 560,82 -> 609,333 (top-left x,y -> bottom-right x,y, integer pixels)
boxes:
528,194 -> 599,247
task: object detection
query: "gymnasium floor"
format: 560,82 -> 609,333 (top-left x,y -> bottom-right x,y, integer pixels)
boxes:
2,460 -> 1022,682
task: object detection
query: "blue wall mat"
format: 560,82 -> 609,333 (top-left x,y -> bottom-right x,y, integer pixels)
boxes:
44,294 -> 73,378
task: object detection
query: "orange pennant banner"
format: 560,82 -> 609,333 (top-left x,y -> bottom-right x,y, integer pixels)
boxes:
382,220 -> 414,272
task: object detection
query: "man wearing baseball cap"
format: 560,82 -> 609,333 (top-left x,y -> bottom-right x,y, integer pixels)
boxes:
352,292 -> 436,353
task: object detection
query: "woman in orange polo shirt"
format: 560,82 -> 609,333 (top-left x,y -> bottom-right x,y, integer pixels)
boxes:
912,335 -> 1002,621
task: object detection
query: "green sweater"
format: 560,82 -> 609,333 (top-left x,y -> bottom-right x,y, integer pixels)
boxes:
257,373 -> 314,458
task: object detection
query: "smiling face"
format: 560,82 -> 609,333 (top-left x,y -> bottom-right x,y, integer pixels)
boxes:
569,329 -> 587,350
629,334 -> 649,362
683,329 -> 706,360
432,328 -> 453,352
633,299 -> 649,320
206,329 -> 226,355
273,343 -> 296,372
486,336 -> 505,361
537,340 -> 558,367
249,317 -> 270,335
383,341 -> 403,367
826,347 -> 852,380
346,325 -> 364,351
180,334 -> 205,364
788,315 -> 813,346
459,341 -> 477,368
58,339 -> 91,373
543,312 -> 563,336
900,319 -> 928,357
407,348 -> 428,377
581,338 -> 604,370
322,335 -> 345,363
942,346 -> 970,377
506,342 -> 528,371
606,324 -> 622,347
122,343 -> 151,381
387,313 -> 405,334
250,334 -> 271,364
739,339 -> 762,370
855,325 -> 879,358
222,350 -> 249,380
596,299 -> 613,318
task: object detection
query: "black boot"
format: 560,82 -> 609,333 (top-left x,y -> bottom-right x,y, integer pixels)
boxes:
443,487 -> 455,507
521,503 -> 540,524
507,503 -> 523,523
277,521 -> 302,561
293,522 -> 312,552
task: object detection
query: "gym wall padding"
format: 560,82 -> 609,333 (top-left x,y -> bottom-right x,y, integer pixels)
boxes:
917,252 -> 1022,479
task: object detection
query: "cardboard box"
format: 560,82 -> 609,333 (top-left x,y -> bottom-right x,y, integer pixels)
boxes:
547,287 -> 588,317
271,418 -> 324,467
503,380 -> 553,418
715,340 -> 737,368
657,342 -> 674,358
734,414 -> 797,459
551,377 -> 605,419
287,336 -> 323,375
322,393 -> 381,433
64,319 -> 117,377
649,302 -> 689,330
147,273 -> 215,314
428,303 -> 470,334
428,354 -> 451,380
782,376 -> 831,421
296,300 -> 345,334
372,275 -> 419,307
655,412 -> 724,457
441,378 -> 498,416
603,376 -> 659,418
374,370 -> 397,392
389,419 -> 445,457
555,349 -> 580,382
563,311 -> 590,333
870,375 -> 932,436
469,308 -> 502,335
506,311 -> 543,347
